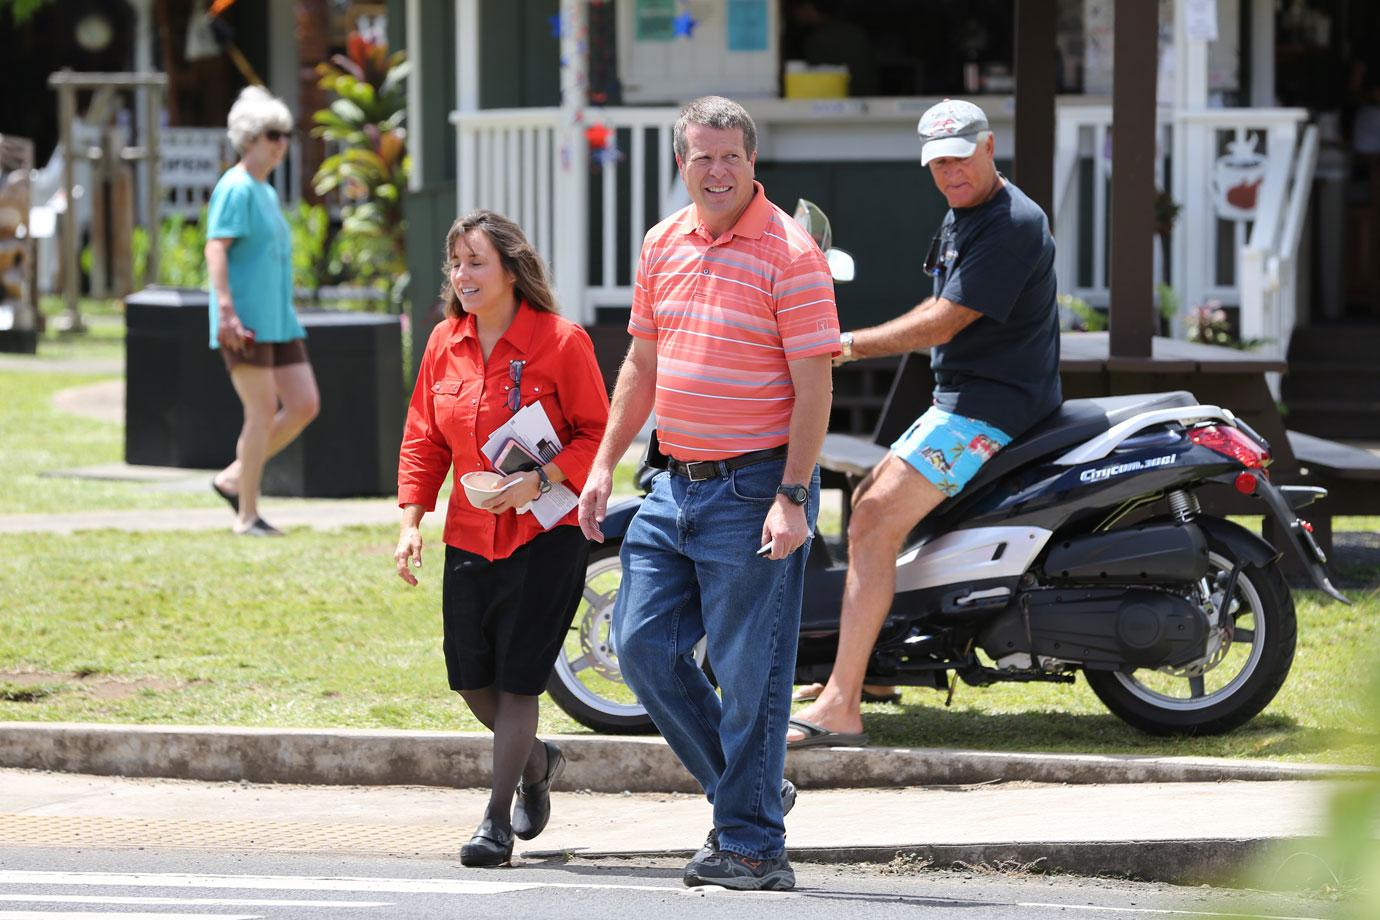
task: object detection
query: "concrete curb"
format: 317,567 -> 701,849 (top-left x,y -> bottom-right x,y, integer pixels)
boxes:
0,722 -> 1369,792
538,837 -> 1322,887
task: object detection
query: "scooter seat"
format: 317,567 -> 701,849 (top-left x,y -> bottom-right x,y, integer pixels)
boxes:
942,390 -> 1199,506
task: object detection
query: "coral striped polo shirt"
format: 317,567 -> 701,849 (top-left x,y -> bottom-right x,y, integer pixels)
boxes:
629,181 -> 840,460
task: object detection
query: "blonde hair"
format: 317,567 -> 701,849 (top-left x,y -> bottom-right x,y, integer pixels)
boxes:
226,86 -> 294,155
440,210 -> 559,319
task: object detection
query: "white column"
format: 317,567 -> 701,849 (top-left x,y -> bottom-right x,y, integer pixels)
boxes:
455,0 -> 481,216
406,0 -> 422,192
1249,0 -> 1275,107
130,0 -> 154,229
1171,0 -> 1212,325
555,0 -> 589,323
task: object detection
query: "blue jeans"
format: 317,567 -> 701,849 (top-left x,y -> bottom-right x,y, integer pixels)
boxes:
614,457 -> 819,860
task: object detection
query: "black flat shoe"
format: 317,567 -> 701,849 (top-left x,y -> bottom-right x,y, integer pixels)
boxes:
512,741 -> 565,841
460,817 -> 513,868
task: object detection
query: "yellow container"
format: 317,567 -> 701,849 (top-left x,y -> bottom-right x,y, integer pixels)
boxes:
784,68 -> 849,99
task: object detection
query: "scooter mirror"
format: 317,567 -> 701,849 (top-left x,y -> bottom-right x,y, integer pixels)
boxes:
791,198 -> 832,252
826,247 -> 855,282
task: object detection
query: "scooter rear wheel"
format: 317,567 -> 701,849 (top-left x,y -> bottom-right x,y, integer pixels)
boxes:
1084,535 -> 1296,736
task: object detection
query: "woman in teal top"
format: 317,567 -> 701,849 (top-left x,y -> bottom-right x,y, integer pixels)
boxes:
206,86 -> 319,537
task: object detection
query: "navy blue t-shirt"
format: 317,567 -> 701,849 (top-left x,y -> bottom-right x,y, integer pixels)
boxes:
929,179 -> 1061,438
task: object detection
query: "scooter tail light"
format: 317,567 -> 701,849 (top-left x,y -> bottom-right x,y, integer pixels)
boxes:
1190,424 -> 1270,470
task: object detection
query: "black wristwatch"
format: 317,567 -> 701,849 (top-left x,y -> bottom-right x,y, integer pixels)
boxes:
776,483 -> 808,506
536,467 -> 553,495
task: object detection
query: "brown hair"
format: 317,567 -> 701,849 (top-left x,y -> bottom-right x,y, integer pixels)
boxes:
439,209 -> 559,319
673,95 -> 757,161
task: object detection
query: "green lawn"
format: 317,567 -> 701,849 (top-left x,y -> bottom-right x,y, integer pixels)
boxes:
2,319 -> 1379,760
0,519 -> 1375,761
0,369 -> 234,514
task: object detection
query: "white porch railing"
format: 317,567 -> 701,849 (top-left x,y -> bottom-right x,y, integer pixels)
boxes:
1238,124 -> 1318,360
451,105 -> 681,325
1054,105 -> 1312,357
451,100 -> 1316,344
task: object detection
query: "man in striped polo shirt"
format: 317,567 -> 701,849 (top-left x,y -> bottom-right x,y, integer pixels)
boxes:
579,96 -> 839,891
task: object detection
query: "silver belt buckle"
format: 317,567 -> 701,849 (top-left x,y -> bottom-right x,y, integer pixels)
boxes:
686,461 -> 714,482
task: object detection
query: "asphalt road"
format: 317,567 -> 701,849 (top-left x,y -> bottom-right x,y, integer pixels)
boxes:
0,847 -> 1345,920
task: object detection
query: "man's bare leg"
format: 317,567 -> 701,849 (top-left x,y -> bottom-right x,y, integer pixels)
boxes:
787,454 -> 946,741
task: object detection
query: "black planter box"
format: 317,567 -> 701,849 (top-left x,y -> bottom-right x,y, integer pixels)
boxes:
124,287 -> 404,497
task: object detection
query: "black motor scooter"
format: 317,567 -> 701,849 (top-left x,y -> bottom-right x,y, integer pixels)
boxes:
546,204 -> 1348,737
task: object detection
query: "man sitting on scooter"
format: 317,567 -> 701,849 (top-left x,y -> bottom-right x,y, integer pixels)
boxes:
787,98 -> 1061,749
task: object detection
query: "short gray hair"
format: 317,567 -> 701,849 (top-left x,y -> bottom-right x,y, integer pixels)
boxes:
226,86 -> 294,155
673,95 -> 757,161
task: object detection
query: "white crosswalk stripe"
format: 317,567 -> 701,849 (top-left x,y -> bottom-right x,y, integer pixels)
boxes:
0,913 -> 262,920
0,871 -> 680,897
0,894 -> 389,908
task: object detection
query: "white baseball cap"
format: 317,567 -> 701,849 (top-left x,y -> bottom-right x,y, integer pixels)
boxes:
917,99 -> 990,166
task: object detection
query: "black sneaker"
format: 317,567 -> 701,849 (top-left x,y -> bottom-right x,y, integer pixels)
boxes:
684,779 -> 797,880
683,828 -> 719,884
683,849 -> 796,891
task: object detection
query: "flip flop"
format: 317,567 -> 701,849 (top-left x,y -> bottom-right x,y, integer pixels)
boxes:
791,684 -> 823,703
235,518 -> 283,537
861,689 -> 903,705
786,717 -> 869,750
212,479 -> 239,513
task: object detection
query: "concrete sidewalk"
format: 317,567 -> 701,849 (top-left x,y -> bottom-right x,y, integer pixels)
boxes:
0,766 -> 1341,886
0,722 -> 1370,885
1,723 -> 1365,792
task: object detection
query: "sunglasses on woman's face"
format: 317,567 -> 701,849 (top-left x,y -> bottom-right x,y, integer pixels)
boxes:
261,129 -> 290,143
507,360 -> 526,412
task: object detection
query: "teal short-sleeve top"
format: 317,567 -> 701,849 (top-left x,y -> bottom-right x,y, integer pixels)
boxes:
206,166 -> 305,348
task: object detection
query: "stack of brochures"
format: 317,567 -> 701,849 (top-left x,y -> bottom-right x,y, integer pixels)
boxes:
480,402 -> 579,529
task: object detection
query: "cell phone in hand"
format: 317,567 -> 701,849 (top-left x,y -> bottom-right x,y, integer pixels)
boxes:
495,439 -> 542,476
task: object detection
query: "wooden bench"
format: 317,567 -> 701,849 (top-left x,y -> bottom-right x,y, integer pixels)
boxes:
1270,431 -> 1380,554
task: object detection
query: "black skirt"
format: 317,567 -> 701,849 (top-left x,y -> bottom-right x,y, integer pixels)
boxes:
441,524 -> 590,696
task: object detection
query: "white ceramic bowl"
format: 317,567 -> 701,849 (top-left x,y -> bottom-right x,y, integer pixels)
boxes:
460,471 -> 514,509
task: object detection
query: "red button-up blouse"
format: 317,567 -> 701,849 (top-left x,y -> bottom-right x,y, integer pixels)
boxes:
398,302 -> 610,560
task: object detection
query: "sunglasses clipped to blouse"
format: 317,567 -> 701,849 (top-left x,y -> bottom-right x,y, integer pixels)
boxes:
507,360 -> 526,412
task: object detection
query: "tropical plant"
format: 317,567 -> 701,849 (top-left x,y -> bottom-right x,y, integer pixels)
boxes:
1184,299 -> 1270,351
285,201 -> 331,303
1058,293 -> 1106,332
311,31 -> 411,309
124,212 -> 208,290
0,0 -> 53,24
1156,282 -> 1178,335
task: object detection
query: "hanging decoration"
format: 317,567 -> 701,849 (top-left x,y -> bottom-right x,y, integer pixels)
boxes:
672,7 -> 697,39
584,123 -> 613,151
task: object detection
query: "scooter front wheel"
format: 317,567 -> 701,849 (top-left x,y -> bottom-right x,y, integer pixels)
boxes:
545,540 -> 657,734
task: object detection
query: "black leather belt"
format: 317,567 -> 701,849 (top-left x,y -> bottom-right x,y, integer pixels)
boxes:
666,446 -> 788,482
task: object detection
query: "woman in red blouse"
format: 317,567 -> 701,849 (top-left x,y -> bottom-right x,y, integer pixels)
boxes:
394,210 -> 609,867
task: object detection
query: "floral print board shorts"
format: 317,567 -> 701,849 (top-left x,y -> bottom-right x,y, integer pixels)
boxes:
890,406 -> 1013,498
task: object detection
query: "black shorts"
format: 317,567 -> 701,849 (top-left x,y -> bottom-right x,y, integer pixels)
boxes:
441,525 -> 590,696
